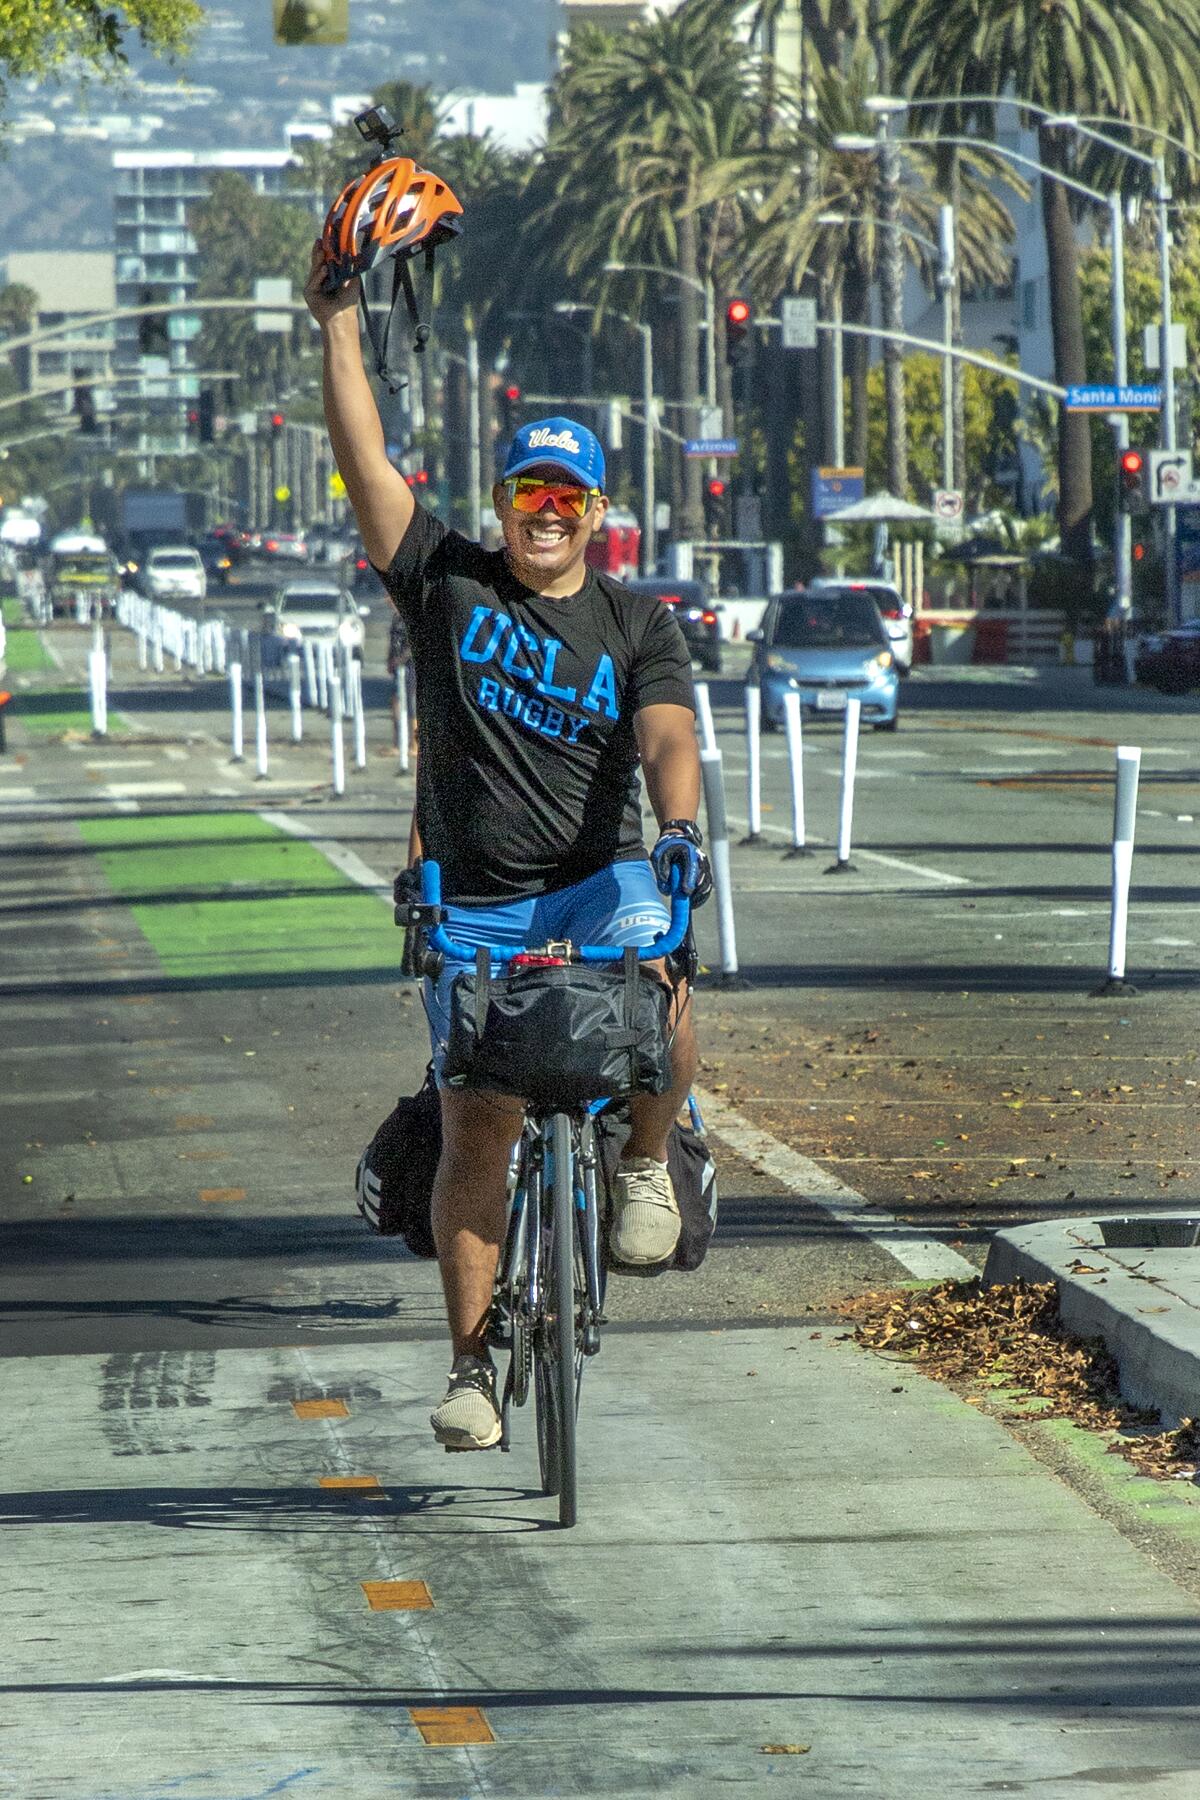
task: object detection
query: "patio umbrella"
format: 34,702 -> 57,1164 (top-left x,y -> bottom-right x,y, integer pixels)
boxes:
823,491 -> 937,523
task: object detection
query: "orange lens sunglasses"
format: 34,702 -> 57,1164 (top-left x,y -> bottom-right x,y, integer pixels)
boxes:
505,476 -> 598,519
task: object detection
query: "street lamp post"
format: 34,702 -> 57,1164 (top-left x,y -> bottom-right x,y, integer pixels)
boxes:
556,301 -> 656,575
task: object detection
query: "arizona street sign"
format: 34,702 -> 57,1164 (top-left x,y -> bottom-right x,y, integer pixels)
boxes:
1065,384 -> 1162,412
684,437 -> 739,457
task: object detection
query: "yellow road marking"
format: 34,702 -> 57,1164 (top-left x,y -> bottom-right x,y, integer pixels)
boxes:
173,1114 -> 215,1130
318,1475 -> 383,1492
409,1706 -> 494,1744
363,1580 -> 433,1611
199,1187 -> 245,1203
292,1398 -> 349,1420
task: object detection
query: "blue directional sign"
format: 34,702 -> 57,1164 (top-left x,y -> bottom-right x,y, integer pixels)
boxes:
811,465 -> 865,518
683,437 -> 739,457
1065,384 -> 1162,412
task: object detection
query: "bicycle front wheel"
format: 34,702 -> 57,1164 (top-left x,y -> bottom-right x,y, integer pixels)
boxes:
534,1112 -> 578,1528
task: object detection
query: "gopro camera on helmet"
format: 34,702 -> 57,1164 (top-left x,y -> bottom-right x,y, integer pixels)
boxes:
353,104 -> 403,157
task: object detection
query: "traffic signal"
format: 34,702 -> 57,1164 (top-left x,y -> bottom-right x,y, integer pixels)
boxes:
403,469 -> 430,489
185,405 -> 200,435
198,390 -> 216,445
704,475 -> 727,534
137,287 -> 170,356
273,0 -> 348,45
1119,447 -> 1146,511
270,410 -> 285,435
726,297 -> 752,364
73,385 -> 97,435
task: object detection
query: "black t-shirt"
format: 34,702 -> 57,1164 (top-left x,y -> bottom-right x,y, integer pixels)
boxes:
378,503 -> 695,903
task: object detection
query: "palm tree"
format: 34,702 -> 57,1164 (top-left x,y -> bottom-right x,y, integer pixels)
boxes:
888,0 -> 1200,564
531,1 -> 754,541
699,45 -> 1022,485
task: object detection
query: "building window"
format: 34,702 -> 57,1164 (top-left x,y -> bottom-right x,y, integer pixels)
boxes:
1021,279 -> 1038,333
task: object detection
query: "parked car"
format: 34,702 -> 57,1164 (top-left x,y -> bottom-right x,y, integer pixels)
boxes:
260,578 -> 369,655
622,576 -> 722,672
1134,620 -> 1200,693
341,542 -> 381,595
808,575 -> 913,672
140,545 -> 206,604
751,587 -> 899,731
259,531 -> 309,564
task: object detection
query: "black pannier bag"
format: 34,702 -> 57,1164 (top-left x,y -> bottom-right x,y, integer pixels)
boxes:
595,1107 -> 718,1275
442,948 -> 672,1109
355,1065 -> 441,1257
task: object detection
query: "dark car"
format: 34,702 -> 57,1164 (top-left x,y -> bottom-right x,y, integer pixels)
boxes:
1134,621 -> 1200,693
196,533 -> 236,589
622,577 -> 722,672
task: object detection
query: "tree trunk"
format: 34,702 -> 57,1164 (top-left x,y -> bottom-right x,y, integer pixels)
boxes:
675,197 -> 704,542
845,248 -> 870,471
948,150 -> 966,492
879,127 -> 908,497
1038,123 -> 1093,564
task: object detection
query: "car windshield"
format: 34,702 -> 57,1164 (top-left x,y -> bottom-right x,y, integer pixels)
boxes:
280,593 -> 340,613
152,552 -> 199,569
773,593 -> 885,649
59,555 -> 112,572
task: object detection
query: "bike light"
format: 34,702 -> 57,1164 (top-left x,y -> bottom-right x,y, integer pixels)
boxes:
510,952 -> 570,968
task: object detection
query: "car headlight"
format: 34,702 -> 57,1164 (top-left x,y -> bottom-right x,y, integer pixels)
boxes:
867,651 -> 893,673
280,623 -> 302,641
765,652 -> 791,672
338,617 -> 363,646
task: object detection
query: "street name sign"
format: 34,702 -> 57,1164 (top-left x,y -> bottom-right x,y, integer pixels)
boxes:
684,437 -> 738,457
1065,383 -> 1162,412
781,296 -> 818,350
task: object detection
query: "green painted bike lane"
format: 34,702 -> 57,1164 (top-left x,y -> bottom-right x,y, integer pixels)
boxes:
78,811 -> 400,981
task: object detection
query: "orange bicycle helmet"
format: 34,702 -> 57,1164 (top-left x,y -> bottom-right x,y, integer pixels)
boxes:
321,157 -> 463,293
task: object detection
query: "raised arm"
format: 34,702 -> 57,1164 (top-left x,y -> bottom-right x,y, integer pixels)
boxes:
303,240 -> 413,572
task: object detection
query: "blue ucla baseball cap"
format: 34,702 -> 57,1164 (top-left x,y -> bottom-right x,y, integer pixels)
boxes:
502,416 -> 606,492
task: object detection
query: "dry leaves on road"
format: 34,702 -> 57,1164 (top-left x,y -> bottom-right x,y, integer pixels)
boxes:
837,1277 -> 1199,1483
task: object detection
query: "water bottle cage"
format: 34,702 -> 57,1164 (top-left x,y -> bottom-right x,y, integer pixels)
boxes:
394,900 -> 442,929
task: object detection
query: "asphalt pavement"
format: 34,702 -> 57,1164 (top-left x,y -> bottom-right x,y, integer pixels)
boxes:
3,590 -> 1200,1797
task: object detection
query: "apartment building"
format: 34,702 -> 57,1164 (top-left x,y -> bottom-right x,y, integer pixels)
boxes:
0,252 -> 117,437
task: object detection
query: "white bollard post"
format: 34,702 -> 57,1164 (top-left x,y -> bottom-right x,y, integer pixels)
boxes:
700,747 -> 747,987
302,637 -> 318,708
330,669 -> 346,795
351,658 -> 367,770
136,615 -> 148,670
152,609 -> 164,674
694,680 -> 717,757
88,623 -> 108,738
316,641 -> 329,712
173,611 -> 183,672
254,662 -> 268,780
288,653 -> 303,742
741,683 -> 763,844
1093,745 -> 1142,996
228,660 -> 244,763
782,689 -> 809,857
396,664 -> 411,773
826,696 -> 861,873
213,619 -> 226,675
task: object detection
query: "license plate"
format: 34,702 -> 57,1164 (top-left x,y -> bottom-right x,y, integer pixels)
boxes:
814,690 -> 847,711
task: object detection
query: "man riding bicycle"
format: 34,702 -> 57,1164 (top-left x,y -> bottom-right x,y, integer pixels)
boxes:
306,241 -> 711,1452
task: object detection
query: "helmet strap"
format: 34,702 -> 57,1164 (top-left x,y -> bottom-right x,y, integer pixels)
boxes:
359,254 -> 434,395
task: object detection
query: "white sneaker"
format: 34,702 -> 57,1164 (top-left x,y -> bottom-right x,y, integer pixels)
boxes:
430,1354 -> 502,1450
610,1157 -> 680,1266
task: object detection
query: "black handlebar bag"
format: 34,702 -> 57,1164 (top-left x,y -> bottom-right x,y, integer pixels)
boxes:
442,947 -> 672,1109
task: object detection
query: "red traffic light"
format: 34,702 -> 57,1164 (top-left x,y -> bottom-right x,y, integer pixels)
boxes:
1133,541 -> 1146,561
726,298 -> 751,326
415,469 -> 429,485
707,477 -> 727,498
1120,449 -> 1144,476
270,411 -> 284,429
504,384 -> 521,403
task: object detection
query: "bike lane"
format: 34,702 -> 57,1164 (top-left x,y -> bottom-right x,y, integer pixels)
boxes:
3,692 -> 1200,1794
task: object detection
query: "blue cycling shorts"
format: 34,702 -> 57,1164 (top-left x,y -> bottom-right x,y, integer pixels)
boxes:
423,859 -> 670,1088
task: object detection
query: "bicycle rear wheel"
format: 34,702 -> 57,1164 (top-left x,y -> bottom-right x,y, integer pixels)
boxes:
533,1112 -> 578,1527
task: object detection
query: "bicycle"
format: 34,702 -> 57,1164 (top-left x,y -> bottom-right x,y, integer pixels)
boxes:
412,857 -> 690,1529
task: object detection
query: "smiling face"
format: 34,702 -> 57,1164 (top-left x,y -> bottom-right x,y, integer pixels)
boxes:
493,463 -> 609,596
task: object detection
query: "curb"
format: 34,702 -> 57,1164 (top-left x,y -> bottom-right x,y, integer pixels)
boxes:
984,1214 -> 1200,1428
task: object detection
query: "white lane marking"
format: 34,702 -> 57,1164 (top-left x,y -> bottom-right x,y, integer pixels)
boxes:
163,746 -> 188,762
111,799 -> 140,813
989,745 -> 1068,757
86,759 -> 156,770
258,810 -> 392,898
0,787 -> 38,802
723,805 -> 970,886
1177,814 -> 1195,823
103,781 -> 187,799
694,1086 -> 976,1282
0,1089 -> 97,1106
